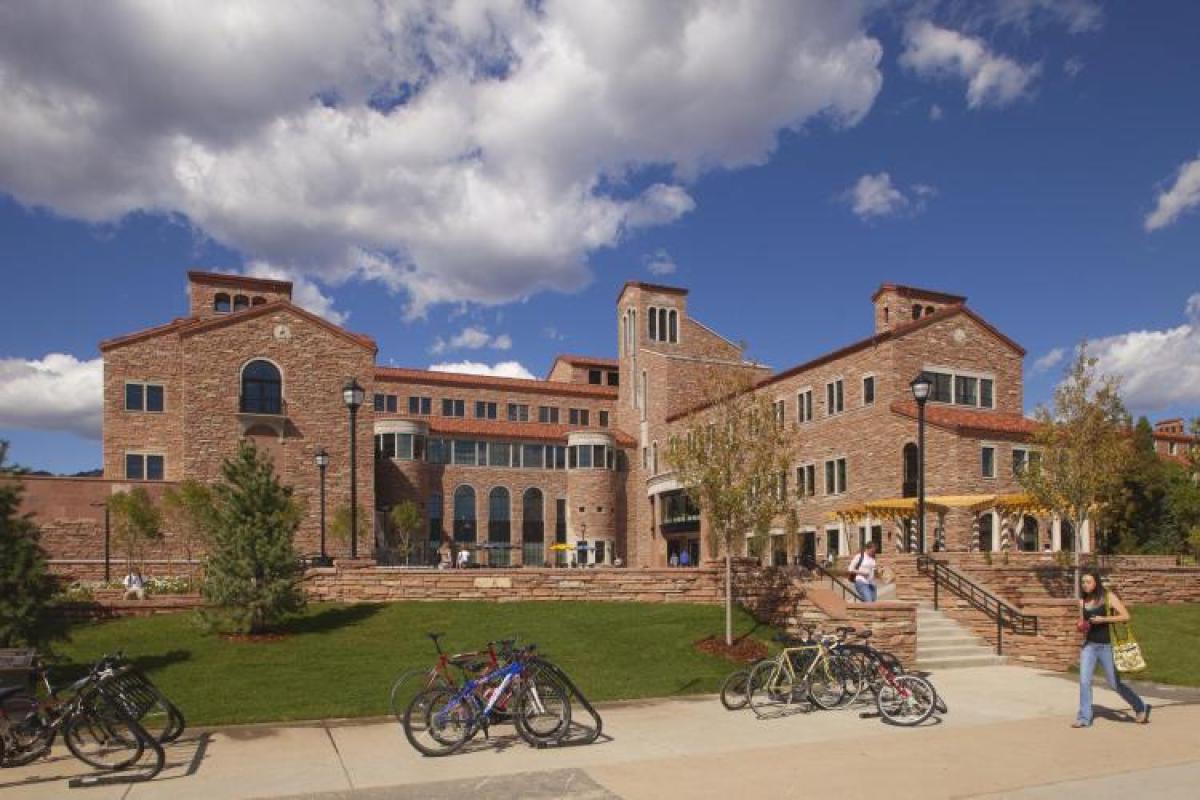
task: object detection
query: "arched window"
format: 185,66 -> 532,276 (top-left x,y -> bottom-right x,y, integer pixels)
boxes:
648,306 -> 657,340
241,359 -> 282,414
214,293 -> 231,313
488,487 -> 511,567
902,443 -> 919,497
453,486 -> 476,544
522,488 -> 544,566
251,295 -> 266,306
668,309 -> 678,343
233,294 -> 250,311
1021,515 -> 1039,552
925,305 -> 935,317
658,308 -> 668,342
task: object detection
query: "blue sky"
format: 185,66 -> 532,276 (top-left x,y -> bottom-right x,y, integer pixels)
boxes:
1,1 -> 1198,474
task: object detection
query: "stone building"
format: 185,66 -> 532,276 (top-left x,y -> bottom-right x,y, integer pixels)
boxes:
93,271 -> 1109,570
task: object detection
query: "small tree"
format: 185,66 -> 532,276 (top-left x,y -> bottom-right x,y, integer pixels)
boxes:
0,441 -> 58,648
1018,347 -> 1130,597
203,443 -> 305,634
107,487 -> 163,575
387,500 -> 422,564
161,480 -> 216,587
666,370 -> 797,646
330,504 -> 373,555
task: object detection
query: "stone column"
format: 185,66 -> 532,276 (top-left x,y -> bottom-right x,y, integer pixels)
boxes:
970,513 -> 981,553
999,511 -> 1012,552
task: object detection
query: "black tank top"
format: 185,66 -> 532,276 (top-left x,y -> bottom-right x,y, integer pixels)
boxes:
1082,600 -> 1110,645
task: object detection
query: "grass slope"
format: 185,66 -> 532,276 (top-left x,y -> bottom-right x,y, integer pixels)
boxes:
55,601 -> 768,726
1127,604 -> 1200,687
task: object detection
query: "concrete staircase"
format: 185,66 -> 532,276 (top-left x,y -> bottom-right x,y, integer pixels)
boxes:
915,601 -> 1007,670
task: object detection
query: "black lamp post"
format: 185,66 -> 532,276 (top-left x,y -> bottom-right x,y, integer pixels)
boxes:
90,501 -> 111,582
315,447 -> 330,565
910,373 -> 933,553
342,378 -> 365,558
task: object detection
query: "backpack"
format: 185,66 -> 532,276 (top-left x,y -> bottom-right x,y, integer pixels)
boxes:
847,553 -> 864,582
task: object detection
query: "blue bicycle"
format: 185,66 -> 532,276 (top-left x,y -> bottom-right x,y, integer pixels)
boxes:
402,643 -> 571,757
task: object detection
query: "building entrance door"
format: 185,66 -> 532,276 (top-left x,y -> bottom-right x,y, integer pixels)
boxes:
801,531 -> 816,565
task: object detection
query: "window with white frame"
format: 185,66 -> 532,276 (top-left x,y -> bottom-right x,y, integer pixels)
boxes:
646,306 -> 679,343
442,398 -> 465,418
824,457 -> 847,495
538,405 -> 559,424
825,379 -> 844,416
125,452 -> 165,481
599,410 -> 609,427
862,375 -> 875,406
408,396 -> 432,415
475,401 -> 497,419
569,408 -> 590,426
796,463 -> 816,498
773,399 -> 786,427
507,403 -> 529,422
797,389 -> 813,423
981,445 -> 996,478
124,382 -> 165,413
922,368 -> 995,409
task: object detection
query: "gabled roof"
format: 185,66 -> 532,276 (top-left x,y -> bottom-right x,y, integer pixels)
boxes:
890,400 -> 1038,438
420,416 -> 636,447
100,300 -> 376,352
375,366 -> 617,399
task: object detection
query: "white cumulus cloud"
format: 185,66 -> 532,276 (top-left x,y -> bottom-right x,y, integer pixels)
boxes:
0,0 -> 885,318
427,360 -> 536,380
1086,294 -> 1200,410
1144,155 -> 1200,232
430,326 -> 513,355
245,261 -> 347,324
0,354 -> 103,439
643,249 -> 677,276
844,173 -> 936,220
900,21 -> 1040,109
1031,347 -> 1065,374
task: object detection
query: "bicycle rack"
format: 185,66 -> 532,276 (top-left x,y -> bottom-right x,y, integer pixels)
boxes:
526,658 -> 603,748
98,666 -> 186,743
68,670 -> 166,787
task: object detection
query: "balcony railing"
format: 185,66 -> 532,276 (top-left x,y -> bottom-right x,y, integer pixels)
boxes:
239,396 -> 287,416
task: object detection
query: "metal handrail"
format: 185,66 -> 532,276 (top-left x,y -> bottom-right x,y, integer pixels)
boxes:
916,555 -> 1038,655
800,556 -> 863,602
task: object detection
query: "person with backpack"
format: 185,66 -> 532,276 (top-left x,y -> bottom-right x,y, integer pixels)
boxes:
847,541 -> 878,602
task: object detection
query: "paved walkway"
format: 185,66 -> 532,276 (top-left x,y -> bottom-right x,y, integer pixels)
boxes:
2,666 -> 1197,799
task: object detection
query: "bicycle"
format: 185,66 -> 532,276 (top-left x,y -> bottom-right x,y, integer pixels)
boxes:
746,629 -> 849,717
834,630 -> 947,719
388,632 -> 506,723
403,643 -> 570,756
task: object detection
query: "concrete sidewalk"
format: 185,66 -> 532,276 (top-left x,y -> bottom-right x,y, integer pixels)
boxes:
1,666 -> 1196,799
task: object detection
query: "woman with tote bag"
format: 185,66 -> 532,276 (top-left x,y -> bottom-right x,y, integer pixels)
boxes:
1073,568 -> 1151,728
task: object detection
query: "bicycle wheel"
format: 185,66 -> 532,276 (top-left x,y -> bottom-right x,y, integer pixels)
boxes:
876,674 -> 936,727
403,687 -> 474,757
389,668 -> 447,723
807,657 -> 849,711
719,669 -> 750,710
824,651 -> 866,709
746,659 -> 797,718
0,696 -> 55,767
64,703 -> 146,770
513,670 -> 572,745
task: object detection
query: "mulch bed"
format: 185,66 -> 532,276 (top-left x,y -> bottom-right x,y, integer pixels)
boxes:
219,633 -> 289,643
694,634 -> 768,663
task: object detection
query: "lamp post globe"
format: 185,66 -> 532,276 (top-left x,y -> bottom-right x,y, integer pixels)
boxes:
342,379 -> 365,559
909,373 -> 931,553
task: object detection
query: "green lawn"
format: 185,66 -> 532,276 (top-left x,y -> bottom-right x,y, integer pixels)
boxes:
53,602 -> 768,726
1127,604 -> 1200,687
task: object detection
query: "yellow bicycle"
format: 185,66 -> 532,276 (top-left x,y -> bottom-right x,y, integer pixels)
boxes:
746,631 -> 848,717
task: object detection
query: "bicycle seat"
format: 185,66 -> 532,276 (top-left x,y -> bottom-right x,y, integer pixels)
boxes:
855,629 -> 874,640
0,685 -> 28,702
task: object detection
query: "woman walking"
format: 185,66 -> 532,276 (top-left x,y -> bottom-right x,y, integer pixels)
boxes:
1074,568 -> 1151,728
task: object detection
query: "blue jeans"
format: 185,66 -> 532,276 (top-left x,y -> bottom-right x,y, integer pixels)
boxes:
1077,642 -> 1145,725
857,582 -> 877,602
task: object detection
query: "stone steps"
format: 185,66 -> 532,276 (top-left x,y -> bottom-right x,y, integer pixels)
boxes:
914,602 -> 1006,671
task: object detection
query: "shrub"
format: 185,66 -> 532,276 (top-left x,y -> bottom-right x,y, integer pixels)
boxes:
0,441 -> 60,648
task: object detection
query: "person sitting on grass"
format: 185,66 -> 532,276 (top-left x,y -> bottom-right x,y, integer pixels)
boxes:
123,568 -> 146,601
1074,568 -> 1150,728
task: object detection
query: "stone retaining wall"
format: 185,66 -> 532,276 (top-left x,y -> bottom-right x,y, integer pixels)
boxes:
51,595 -> 205,622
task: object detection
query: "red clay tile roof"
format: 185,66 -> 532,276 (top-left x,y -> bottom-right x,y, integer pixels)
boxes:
870,283 -> 967,304
375,367 -> 617,399
416,416 -> 635,447
1153,431 -> 1198,444
552,354 -> 619,368
100,300 -> 377,352
890,400 -> 1039,438
618,280 -> 689,300
187,270 -> 293,293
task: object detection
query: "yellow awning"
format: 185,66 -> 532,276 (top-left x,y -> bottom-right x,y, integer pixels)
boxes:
828,493 -> 1049,521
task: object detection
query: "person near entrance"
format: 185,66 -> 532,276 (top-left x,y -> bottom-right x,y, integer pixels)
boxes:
847,542 -> 878,602
1074,569 -> 1150,728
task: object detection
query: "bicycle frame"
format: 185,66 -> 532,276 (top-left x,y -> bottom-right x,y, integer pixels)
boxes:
434,659 -> 526,727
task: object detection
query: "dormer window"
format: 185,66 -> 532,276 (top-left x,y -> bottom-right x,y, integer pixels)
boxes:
233,294 -> 250,311
214,293 -> 231,313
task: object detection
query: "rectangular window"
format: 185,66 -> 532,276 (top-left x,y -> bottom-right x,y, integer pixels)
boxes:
827,528 -> 841,560
955,375 -> 978,407
806,464 -> 816,496
578,445 -> 593,469
929,371 -> 952,403
825,458 -> 846,494
145,384 -> 164,413
980,378 -> 994,409
474,400 -> 497,419
554,446 -> 566,469
396,433 -> 414,460
777,470 -> 788,500
1013,448 -> 1027,475
862,376 -> 875,406
374,394 -> 387,411
386,395 -> 397,413
427,438 -> 446,463
569,408 -> 590,426
124,382 -> 164,412
409,396 -> 432,415
124,453 -> 164,481
797,390 -> 813,423
442,398 -> 465,417
838,458 -> 847,494
825,460 -> 836,495
826,380 -> 844,415
522,444 -> 544,469
599,410 -> 609,427
607,371 -> 619,386
507,403 -> 529,422
588,369 -> 602,385
122,383 -> 141,412
538,406 -> 559,424
796,466 -> 806,497
981,446 -> 996,478
146,455 -> 164,481
773,400 -> 785,427
452,439 -> 477,465
488,442 -> 511,467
